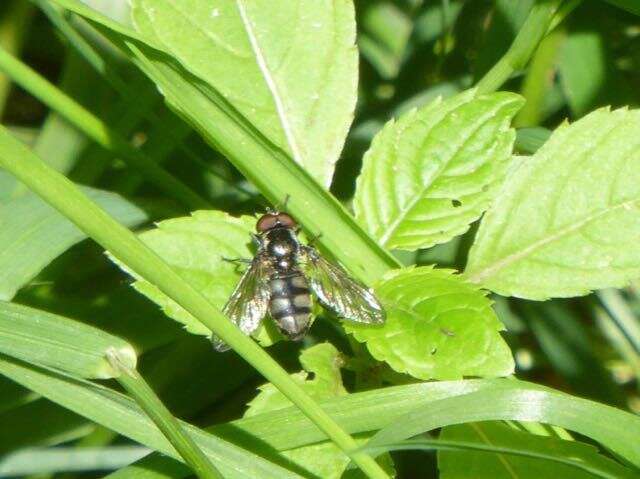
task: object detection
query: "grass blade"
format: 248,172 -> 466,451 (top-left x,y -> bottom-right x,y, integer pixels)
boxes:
0,446 -> 150,476
0,301 -> 135,379
365,383 -> 640,468
0,356 -> 301,479
0,45 -> 210,211
106,350 -> 222,479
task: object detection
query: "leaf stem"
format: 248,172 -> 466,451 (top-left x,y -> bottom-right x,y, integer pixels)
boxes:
0,127 -> 389,479
0,44 -> 211,211
475,0 -> 564,94
106,349 -> 223,479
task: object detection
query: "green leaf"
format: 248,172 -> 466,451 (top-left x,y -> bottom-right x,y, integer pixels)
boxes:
245,343 -> 355,479
466,107 -> 640,300
0,301 -> 136,379
0,186 -> 147,301
354,90 -> 523,251
437,422 -> 634,479
130,0 -> 357,188
0,357 -> 303,479
246,343 -> 347,416
113,210 -> 253,336
344,267 -> 513,380
114,210 -> 282,344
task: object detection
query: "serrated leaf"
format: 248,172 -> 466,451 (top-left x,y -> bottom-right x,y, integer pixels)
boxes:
112,210 -> 284,345
344,267 -> 514,380
245,343 -> 351,479
245,343 -> 347,416
244,344 -> 395,479
354,90 -> 523,251
130,0 -> 357,188
0,187 -> 147,301
113,210 -> 253,336
466,107 -> 640,300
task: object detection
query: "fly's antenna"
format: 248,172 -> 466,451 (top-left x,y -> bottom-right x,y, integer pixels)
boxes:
276,194 -> 291,212
263,194 -> 290,214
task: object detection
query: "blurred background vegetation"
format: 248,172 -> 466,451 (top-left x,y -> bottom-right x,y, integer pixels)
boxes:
0,0 -> 639,477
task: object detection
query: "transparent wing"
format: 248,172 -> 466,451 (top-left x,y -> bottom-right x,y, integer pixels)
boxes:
299,246 -> 385,324
212,255 -> 272,352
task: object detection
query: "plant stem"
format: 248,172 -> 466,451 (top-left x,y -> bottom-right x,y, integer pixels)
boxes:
0,127 -> 389,479
514,30 -> 564,127
597,289 -> 640,354
0,0 -> 35,111
475,0 -> 564,94
0,45 -> 210,211
106,349 -> 223,479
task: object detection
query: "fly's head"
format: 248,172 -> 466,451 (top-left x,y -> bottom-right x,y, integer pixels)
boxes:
256,212 -> 300,268
256,211 -> 297,233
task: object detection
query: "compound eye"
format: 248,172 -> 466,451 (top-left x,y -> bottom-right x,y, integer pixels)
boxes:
276,213 -> 297,228
256,214 -> 279,232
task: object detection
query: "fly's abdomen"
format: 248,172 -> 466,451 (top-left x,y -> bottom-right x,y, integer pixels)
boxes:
269,273 -> 312,340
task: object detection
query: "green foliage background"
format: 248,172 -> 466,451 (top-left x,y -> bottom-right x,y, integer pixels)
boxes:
0,0 -> 639,478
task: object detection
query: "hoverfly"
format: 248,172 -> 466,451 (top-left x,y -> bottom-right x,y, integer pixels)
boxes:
212,208 -> 385,351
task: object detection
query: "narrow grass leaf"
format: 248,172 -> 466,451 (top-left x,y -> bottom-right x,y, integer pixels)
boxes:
0,187 -> 147,301
0,301 -> 136,379
0,398 -> 92,455
131,0 -> 357,188
344,267 -> 514,380
354,90 -> 523,251
0,446 -> 150,476
0,357 -> 303,479
366,382 -> 640,469
466,107 -> 640,299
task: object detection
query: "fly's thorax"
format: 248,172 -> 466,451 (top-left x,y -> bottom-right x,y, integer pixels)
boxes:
261,226 -> 300,271
269,273 -> 312,340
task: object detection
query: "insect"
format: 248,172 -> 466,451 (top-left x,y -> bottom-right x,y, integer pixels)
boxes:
212,209 -> 385,351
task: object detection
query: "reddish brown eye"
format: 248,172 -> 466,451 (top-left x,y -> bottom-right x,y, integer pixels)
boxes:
276,213 -> 297,228
256,214 -> 279,232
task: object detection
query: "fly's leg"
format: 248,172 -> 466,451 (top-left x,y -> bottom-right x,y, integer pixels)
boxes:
279,194 -> 291,211
222,257 -> 253,270
306,232 -> 323,247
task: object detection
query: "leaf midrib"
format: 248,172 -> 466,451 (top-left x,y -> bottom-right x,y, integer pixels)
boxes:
467,198 -> 640,284
235,0 -> 304,167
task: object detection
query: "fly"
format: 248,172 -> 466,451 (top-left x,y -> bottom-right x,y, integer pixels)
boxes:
212,208 -> 385,351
